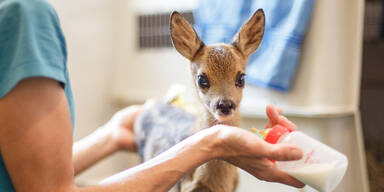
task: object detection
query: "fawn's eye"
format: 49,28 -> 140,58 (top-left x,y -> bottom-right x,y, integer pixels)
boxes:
236,73 -> 245,87
197,74 -> 210,89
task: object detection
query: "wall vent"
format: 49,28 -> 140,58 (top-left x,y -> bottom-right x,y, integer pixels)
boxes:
138,11 -> 194,49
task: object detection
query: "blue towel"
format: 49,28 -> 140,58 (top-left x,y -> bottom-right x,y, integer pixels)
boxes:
194,0 -> 314,91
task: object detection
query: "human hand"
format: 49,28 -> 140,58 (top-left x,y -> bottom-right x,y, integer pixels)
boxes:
210,125 -> 304,188
104,105 -> 142,152
265,104 -> 296,131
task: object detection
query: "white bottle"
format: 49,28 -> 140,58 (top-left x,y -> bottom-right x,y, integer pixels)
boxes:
260,125 -> 348,192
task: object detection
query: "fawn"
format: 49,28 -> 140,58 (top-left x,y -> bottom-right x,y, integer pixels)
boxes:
169,9 -> 265,192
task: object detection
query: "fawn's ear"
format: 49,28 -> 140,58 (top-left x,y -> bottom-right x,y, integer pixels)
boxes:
232,9 -> 265,57
170,11 -> 204,60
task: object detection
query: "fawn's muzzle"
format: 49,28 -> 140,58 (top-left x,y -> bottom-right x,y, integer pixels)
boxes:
216,100 -> 236,115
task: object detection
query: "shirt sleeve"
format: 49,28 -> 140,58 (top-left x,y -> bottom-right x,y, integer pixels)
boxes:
0,0 -> 68,99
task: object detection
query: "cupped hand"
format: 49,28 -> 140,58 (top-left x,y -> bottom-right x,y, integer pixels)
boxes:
211,125 -> 304,188
104,105 -> 142,152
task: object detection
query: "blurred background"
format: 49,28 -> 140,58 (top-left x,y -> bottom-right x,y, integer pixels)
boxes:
48,0 -> 382,191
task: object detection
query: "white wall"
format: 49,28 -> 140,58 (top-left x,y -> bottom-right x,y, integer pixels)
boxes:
111,0 -> 199,104
48,0 -> 140,184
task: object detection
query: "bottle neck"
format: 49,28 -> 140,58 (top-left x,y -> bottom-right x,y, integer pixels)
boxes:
264,125 -> 291,144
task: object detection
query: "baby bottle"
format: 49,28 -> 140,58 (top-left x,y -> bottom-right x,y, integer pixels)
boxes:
252,125 -> 348,192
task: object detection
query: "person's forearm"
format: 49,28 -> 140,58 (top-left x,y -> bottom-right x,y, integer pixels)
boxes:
76,128 -> 219,192
73,127 -> 118,175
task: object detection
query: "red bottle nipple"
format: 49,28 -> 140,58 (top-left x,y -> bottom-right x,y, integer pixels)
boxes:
264,125 -> 291,144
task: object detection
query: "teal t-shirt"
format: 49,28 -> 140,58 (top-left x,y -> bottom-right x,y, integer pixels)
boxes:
0,0 -> 75,191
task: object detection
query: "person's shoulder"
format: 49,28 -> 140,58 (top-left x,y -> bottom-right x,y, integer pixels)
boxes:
0,0 -> 56,17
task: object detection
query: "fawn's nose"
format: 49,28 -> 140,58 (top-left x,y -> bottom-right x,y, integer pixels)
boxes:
216,100 -> 236,115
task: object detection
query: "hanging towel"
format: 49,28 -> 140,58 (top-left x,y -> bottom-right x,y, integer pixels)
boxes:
194,0 -> 315,91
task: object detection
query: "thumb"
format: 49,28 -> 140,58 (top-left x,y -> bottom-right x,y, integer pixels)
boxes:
262,143 -> 303,161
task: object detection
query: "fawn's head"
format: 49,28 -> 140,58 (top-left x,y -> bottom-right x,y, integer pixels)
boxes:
170,10 -> 265,123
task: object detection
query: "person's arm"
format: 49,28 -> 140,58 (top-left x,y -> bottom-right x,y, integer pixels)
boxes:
85,128 -> 218,192
99,125 -> 305,190
0,78 -> 75,192
0,77 -> 212,192
0,77 -> 303,192
72,127 -> 119,175
72,104 -> 295,177
72,106 -> 141,175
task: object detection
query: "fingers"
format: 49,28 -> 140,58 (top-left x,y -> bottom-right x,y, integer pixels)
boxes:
130,106 -> 143,119
228,154 -> 305,188
263,143 -> 303,161
266,104 -> 279,127
265,121 -> 272,129
277,116 -> 297,131
237,156 -> 304,188
267,166 -> 305,188
113,105 -> 143,130
123,105 -> 143,115
276,107 -> 283,115
119,105 -> 143,120
266,104 -> 297,131
129,106 -> 143,128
